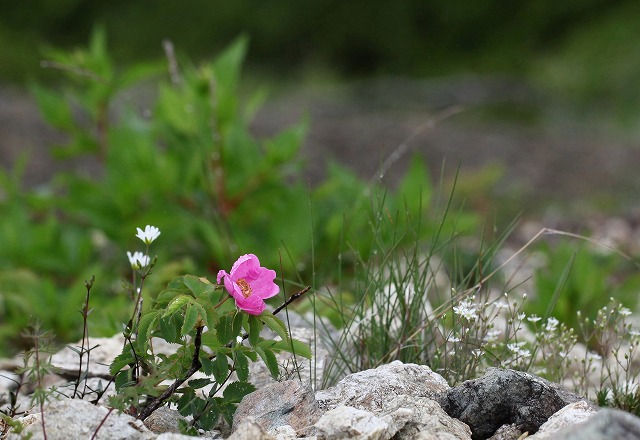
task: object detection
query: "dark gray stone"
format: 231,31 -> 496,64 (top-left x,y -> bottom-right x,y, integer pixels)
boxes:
549,408 -> 640,440
438,368 -> 585,440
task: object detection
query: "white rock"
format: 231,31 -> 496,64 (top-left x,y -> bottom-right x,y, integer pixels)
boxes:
313,405 -> 408,440
316,360 -> 449,412
528,400 -> 598,439
5,398 -> 154,439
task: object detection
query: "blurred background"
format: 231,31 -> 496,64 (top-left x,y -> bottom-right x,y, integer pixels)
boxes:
2,1 -> 640,355
2,0 -> 640,219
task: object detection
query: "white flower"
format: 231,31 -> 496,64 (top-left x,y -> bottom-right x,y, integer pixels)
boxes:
619,307 -> 633,317
493,301 -> 509,310
127,251 -> 150,269
507,341 -> 531,358
527,314 -> 542,323
484,329 -> 502,342
453,299 -> 478,321
545,317 -> 559,332
517,313 -> 526,320
136,225 -> 161,244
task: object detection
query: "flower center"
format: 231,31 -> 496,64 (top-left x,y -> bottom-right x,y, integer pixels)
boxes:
237,279 -> 252,298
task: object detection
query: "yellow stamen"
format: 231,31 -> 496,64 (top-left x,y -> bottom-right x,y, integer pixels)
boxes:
237,279 -> 252,298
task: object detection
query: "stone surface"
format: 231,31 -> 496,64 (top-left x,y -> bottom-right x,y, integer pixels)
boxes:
5,398 -> 154,439
316,360 -> 449,412
487,423 -> 523,440
438,368 -> 585,439
528,400 -> 598,439
227,417 -> 276,440
249,326 -> 330,391
312,404 -> 410,440
233,380 -> 321,434
384,395 -> 471,440
143,406 -> 184,434
547,408 -> 640,440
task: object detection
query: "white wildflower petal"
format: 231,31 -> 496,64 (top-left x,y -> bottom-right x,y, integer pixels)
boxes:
527,315 -> 542,323
127,251 -> 150,269
620,307 -> 632,316
136,225 -> 161,244
493,301 -> 509,310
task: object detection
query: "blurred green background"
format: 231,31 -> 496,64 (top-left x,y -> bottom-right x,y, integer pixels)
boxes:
2,1 -> 640,356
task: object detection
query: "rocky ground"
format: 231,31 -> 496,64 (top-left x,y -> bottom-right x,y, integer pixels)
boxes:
2,319 -> 640,440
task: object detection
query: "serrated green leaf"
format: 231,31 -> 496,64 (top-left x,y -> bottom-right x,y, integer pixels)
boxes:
155,288 -> 188,308
259,313 -> 289,341
271,338 -> 312,359
159,315 -> 179,343
109,350 -> 135,376
136,310 -> 160,352
188,378 -> 213,389
184,275 -> 217,297
223,381 -> 256,403
200,353 -> 214,376
234,351 -> 250,382
248,315 -> 263,347
216,315 -> 234,345
212,352 -> 229,384
163,294 -> 192,317
181,303 -> 199,336
255,346 -> 279,379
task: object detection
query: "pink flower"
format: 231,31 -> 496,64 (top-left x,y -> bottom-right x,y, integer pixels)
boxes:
216,254 -> 279,315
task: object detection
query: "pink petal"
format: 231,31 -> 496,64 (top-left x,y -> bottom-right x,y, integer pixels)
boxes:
248,269 -> 279,299
234,294 -> 266,315
216,270 -> 228,285
230,254 -> 260,279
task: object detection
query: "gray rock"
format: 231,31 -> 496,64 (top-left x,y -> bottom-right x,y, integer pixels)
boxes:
438,368 -> 584,439
384,395 -> 471,440
143,406 -> 184,434
487,423 -> 523,440
548,408 -> 640,440
227,417 -> 275,440
316,360 -> 449,412
528,400 -> 598,439
312,405 -> 410,440
249,326 -> 330,390
233,380 -> 321,434
5,397 -> 154,439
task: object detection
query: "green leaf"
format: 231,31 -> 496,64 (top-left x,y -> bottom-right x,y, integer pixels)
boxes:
234,351 -> 250,382
109,350 -> 135,376
255,346 -> 279,380
259,313 -> 289,341
159,316 -> 179,343
223,381 -> 256,403
163,294 -> 192,318
199,353 -> 214,376
181,302 -> 199,336
248,315 -> 263,346
212,352 -> 229,384
216,315 -> 234,345
136,310 -> 160,352
271,338 -> 312,359
188,378 -> 213,390
181,274 -> 217,298
30,82 -> 75,131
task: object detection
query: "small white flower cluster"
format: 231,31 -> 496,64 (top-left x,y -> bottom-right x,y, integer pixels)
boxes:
127,224 -> 160,269
453,298 -> 478,321
507,341 -> 531,359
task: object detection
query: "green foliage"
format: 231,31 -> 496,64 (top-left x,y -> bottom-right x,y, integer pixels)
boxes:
108,272 -> 310,431
0,30 -> 478,355
528,242 -> 640,332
